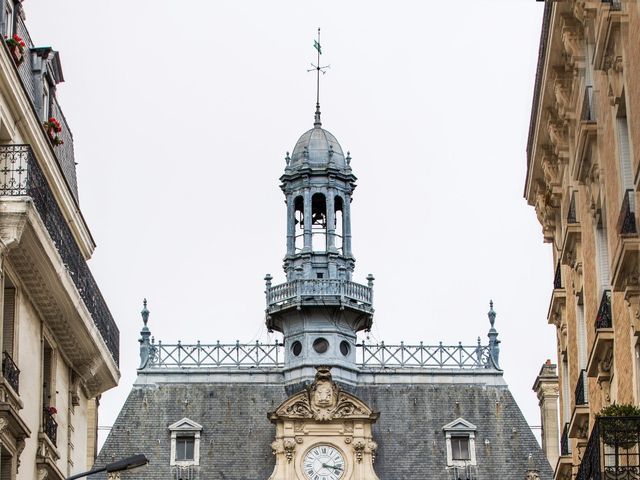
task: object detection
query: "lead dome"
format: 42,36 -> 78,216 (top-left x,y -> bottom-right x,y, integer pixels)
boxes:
288,105 -> 348,168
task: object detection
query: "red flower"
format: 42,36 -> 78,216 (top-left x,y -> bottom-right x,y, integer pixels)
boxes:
48,406 -> 57,415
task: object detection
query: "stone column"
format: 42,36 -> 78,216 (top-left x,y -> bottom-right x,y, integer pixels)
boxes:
343,194 -> 352,257
326,192 -> 335,252
532,360 -> 560,467
286,194 -> 295,256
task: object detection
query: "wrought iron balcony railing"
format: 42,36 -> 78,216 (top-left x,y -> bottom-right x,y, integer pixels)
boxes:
561,422 -> 571,456
595,290 -> 612,330
577,416 -> 640,480
554,261 -> 562,289
0,145 -> 119,364
42,407 -> 57,446
617,189 -> 637,236
447,465 -> 478,480
143,340 -> 496,370
568,191 -> 578,224
266,279 -> 373,310
575,369 -> 588,406
2,351 -> 19,394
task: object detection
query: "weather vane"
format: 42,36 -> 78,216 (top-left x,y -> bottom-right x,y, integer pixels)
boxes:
308,27 -> 330,110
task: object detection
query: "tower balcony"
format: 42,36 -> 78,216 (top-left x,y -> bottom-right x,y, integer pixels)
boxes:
266,278 -> 373,317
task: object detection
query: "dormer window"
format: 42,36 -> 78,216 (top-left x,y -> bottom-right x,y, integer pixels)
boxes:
169,418 -> 202,466
442,418 -> 477,467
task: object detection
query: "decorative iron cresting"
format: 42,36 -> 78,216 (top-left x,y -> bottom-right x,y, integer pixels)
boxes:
2,351 -> 20,394
143,340 -> 498,370
0,145 -> 119,364
577,416 -> 640,480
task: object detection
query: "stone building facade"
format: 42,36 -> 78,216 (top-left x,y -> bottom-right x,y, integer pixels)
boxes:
526,1 -> 640,479
0,1 -> 120,478
95,101 -> 552,479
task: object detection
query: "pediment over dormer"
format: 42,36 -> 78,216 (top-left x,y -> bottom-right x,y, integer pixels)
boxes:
168,417 -> 203,432
442,417 -> 477,432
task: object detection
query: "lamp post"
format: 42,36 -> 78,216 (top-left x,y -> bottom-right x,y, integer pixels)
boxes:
66,454 -> 149,480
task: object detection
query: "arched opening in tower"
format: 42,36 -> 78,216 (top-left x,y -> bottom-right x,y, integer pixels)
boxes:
311,193 -> 327,252
294,195 -> 304,253
334,195 -> 344,253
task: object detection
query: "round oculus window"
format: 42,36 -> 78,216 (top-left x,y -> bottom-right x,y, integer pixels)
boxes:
313,338 -> 330,354
339,340 -> 350,356
291,341 -> 302,357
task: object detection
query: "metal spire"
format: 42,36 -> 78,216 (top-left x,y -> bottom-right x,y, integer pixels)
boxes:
308,27 -> 329,128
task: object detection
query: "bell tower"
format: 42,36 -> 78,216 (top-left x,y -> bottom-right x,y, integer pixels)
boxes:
265,104 -> 374,389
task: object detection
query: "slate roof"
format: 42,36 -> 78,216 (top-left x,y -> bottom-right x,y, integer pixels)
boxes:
92,377 -> 552,480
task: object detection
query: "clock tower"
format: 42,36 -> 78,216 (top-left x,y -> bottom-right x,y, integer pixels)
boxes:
265,103 -> 374,389
268,367 -> 380,480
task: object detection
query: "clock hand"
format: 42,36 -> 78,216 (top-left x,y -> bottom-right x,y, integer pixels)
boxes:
321,463 -> 343,471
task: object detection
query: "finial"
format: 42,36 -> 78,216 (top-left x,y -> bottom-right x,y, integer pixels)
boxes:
346,151 -> 351,165
488,299 -> 496,328
285,152 -> 290,165
486,300 -> 501,370
308,27 -> 329,128
141,298 -> 149,327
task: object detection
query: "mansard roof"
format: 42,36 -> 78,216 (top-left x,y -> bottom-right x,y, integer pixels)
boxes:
91,381 -> 552,480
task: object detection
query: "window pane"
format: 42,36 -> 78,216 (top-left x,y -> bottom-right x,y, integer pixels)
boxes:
451,436 -> 470,460
176,437 -> 195,461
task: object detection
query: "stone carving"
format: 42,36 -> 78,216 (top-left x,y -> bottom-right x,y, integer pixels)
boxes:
273,367 -> 374,422
37,467 -> 48,480
271,439 -> 296,463
526,471 -> 541,480
561,21 -> 584,69
534,182 -> 558,243
353,440 -> 377,463
0,417 -> 8,434
107,473 -> 121,480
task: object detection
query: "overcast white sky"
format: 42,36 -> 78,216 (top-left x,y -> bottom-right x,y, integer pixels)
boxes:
26,0 -> 554,447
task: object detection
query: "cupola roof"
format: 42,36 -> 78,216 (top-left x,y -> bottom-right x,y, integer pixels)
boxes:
289,104 -> 347,168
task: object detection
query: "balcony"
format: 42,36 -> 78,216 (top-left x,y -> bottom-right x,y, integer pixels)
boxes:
0,351 -> 29,450
1,351 -> 19,394
577,416 -> 640,480
587,290 -> 614,378
570,369 -> 590,441
556,423 -> 573,480
561,423 -> 571,456
42,407 -> 57,446
266,278 -> 373,313
573,87 -> 598,182
0,145 -> 119,395
612,190 -> 639,298
617,190 -> 637,236
554,261 -> 563,289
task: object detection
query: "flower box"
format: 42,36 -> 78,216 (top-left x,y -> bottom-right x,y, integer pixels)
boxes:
43,117 -> 64,147
5,34 -> 25,66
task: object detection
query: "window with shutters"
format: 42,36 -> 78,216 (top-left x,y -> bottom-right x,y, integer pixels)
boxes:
169,418 -> 202,466
442,418 -> 477,467
42,339 -> 55,407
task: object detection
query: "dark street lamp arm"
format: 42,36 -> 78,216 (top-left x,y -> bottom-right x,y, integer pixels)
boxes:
66,454 -> 149,480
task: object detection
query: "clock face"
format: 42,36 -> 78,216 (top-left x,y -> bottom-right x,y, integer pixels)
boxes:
303,444 -> 345,480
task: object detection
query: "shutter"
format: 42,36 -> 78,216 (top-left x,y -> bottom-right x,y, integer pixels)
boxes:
595,222 -> 611,290
617,116 -> 634,190
2,287 -> 15,356
562,359 -> 571,421
576,303 -> 587,369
